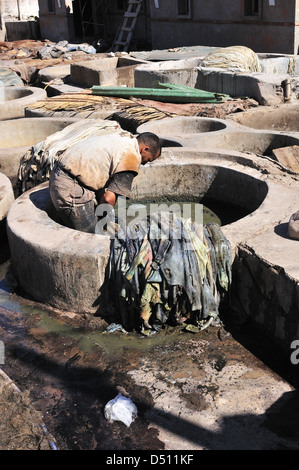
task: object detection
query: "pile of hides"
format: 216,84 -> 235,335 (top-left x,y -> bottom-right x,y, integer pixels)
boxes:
27,92 -> 172,126
107,105 -> 175,133
37,40 -> 96,59
0,40 -> 47,60
27,92 -> 133,114
200,45 -> 261,73
17,119 -> 123,193
108,211 -> 232,335
132,97 -> 259,120
0,67 -> 24,86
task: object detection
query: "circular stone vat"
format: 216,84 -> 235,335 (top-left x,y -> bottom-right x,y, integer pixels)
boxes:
137,118 -> 299,156
227,104 -> 299,133
138,116 -> 229,136
0,172 -> 14,238
0,117 -> 79,187
7,152 -> 272,315
0,87 -> 47,120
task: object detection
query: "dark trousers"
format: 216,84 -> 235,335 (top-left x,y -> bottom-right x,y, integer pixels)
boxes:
49,162 -> 98,233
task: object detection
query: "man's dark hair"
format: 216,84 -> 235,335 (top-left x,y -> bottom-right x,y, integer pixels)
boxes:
137,132 -> 161,157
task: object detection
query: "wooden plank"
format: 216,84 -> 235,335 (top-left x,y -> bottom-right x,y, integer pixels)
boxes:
272,145 -> 299,173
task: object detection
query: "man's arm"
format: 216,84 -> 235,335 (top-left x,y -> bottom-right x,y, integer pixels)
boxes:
104,171 -> 137,204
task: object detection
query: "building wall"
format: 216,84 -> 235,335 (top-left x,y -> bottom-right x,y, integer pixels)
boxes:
0,0 -> 5,41
1,0 -> 39,40
149,0 -> 298,54
295,0 -> 299,54
2,0 -> 39,19
99,0 -> 152,49
38,0 -> 75,42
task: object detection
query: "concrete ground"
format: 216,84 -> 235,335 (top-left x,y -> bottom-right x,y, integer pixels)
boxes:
0,282 -> 299,451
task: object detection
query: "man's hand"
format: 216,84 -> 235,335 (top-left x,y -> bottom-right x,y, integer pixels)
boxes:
100,190 -> 116,207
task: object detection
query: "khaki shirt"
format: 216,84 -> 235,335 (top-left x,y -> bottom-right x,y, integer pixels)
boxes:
58,131 -> 142,191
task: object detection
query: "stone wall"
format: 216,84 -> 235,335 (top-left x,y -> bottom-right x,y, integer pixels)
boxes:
2,0 -> 38,19
1,0 -> 39,40
231,243 -> 299,355
149,0 -> 299,54
38,0 -> 75,42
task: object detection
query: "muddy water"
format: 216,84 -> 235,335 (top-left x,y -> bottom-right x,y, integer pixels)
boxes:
0,240 -> 190,355
0,241 -> 186,450
123,200 -> 221,226
115,199 -> 249,228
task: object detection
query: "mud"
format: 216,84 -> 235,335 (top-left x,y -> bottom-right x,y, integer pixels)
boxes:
1,287 -> 299,451
0,370 -> 55,450
1,237 -> 299,451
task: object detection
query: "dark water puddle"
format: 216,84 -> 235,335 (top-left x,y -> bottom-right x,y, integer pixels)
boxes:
122,200 -> 222,226
0,253 -> 189,450
0,252 -> 185,357
36,309 -> 185,355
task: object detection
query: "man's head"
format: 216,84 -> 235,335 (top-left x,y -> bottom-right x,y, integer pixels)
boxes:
137,132 -> 161,165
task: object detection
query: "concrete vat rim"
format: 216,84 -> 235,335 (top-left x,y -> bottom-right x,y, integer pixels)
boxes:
7,182 -> 110,314
0,117 -> 82,187
137,117 -> 299,155
226,103 -> 299,133
0,87 -> 47,120
0,172 -> 14,223
137,116 -> 234,136
0,116 -> 81,148
6,151 -> 292,314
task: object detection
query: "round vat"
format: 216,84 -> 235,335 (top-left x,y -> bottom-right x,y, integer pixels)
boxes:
228,104 -> 299,133
0,87 -> 47,120
0,172 -> 14,238
7,152 -> 273,315
137,118 -> 299,156
138,116 -> 228,136
0,117 -> 79,187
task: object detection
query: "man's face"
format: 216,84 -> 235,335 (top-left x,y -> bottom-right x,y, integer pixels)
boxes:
141,147 -> 161,165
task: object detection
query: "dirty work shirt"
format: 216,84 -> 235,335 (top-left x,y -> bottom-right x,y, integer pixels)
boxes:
49,132 -> 141,232
50,131 -> 141,207
58,132 -> 141,191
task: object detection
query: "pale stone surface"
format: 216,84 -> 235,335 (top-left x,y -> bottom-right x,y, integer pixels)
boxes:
0,87 -> 47,120
71,56 -> 147,88
137,117 -> 299,154
134,59 -> 299,105
288,210 -> 299,240
0,117 -> 79,187
0,172 -> 14,223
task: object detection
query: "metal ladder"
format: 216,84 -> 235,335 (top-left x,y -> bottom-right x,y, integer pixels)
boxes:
111,0 -> 143,52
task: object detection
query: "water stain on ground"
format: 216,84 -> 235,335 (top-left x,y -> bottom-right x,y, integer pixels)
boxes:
1,236 -> 299,450
1,287 -> 299,451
